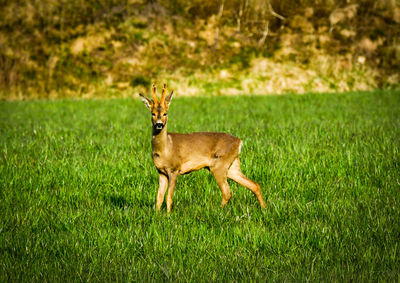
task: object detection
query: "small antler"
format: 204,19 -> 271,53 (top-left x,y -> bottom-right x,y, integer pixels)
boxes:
151,84 -> 158,103
160,83 -> 167,104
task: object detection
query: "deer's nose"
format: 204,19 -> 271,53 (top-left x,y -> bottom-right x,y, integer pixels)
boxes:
155,122 -> 164,130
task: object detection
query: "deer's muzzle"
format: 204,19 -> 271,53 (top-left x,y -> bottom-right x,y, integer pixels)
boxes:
155,123 -> 164,130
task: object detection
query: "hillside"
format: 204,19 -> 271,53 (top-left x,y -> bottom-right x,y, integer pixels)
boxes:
1,0 -> 399,99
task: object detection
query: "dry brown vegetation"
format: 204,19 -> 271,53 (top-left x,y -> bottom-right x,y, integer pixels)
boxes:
0,0 -> 399,99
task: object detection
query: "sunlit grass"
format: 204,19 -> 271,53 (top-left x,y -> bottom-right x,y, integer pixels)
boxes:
1,91 -> 399,281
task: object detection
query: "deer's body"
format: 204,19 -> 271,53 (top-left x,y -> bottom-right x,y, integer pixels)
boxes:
140,84 -> 266,212
153,131 -> 241,175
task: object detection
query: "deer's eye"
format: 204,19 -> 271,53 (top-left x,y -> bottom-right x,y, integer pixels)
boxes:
152,113 -> 156,117
163,113 -> 167,117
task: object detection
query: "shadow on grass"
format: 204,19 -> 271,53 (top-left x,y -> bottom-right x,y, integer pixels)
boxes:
104,194 -> 129,208
102,193 -> 153,209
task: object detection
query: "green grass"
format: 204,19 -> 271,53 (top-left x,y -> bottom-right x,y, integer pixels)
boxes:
1,91 -> 400,281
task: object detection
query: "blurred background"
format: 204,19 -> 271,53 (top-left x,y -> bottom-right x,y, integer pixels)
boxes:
0,0 -> 399,100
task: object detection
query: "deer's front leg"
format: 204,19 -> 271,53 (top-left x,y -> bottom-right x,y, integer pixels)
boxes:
166,172 -> 178,213
156,173 -> 168,211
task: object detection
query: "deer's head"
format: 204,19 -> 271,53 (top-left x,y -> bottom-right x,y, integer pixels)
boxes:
139,83 -> 173,134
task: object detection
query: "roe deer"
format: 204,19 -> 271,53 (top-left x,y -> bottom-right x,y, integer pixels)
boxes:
139,84 -> 266,212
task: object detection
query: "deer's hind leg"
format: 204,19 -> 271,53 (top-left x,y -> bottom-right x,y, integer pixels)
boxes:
210,163 -> 232,207
228,158 -> 266,208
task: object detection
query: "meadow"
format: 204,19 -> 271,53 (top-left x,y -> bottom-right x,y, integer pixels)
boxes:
1,90 -> 399,281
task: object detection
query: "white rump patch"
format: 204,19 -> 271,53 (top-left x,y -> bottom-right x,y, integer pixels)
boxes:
239,141 -> 243,153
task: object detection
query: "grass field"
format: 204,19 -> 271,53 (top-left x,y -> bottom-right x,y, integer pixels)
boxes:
1,91 -> 400,281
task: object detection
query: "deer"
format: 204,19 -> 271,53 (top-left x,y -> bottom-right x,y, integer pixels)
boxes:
139,84 -> 266,213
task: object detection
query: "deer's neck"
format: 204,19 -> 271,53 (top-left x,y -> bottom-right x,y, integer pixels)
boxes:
152,126 -> 169,154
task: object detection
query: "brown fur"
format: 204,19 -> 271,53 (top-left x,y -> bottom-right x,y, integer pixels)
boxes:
140,84 -> 266,212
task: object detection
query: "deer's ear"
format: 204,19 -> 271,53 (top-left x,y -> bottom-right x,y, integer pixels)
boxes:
165,91 -> 173,108
139,93 -> 153,110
